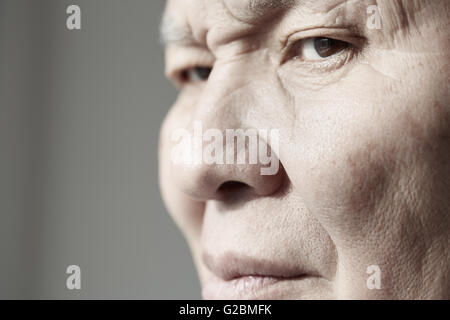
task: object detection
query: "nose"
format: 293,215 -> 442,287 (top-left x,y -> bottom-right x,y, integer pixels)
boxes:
172,149 -> 284,201
169,65 -> 284,202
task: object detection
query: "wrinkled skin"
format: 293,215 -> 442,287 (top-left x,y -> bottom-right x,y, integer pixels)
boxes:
159,0 -> 450,299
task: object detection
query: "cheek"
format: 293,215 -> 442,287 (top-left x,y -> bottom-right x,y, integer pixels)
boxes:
284,56 -> 450,242
284,93 -> 408,244
295,129 -> 392,239
288,91 -> 449,253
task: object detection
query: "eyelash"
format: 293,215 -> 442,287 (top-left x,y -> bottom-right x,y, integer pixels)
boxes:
281,37 -> 360,72
178,66 -> 212,84
175,36 -> 360,85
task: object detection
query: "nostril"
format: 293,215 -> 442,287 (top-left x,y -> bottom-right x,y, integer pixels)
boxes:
217,181 -> 250,197
216,181 -> 257,210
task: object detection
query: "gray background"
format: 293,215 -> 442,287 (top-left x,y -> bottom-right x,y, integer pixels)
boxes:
0,0 -> 201,299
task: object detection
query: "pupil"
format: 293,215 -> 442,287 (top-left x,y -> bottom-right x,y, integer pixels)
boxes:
314,38 -> 335,57
195,67 -> 211,80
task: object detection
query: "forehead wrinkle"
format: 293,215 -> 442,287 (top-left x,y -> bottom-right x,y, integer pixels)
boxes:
221,0 -> 296,25
160,0 -> 355,47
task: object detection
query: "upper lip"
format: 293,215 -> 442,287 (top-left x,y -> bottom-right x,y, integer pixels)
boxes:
202,251 -> 310,281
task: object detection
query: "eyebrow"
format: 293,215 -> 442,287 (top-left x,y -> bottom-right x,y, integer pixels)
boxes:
159,14 -> 196,47
159,0 -> 343,47
159,0 -> 296,47
247,0 -> 295,14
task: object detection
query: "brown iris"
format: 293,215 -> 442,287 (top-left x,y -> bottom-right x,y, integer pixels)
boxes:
313,38 -> 349,58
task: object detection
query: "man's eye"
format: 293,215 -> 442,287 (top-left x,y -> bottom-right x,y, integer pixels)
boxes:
180,66 -> 212,83
300,37 -> 349,60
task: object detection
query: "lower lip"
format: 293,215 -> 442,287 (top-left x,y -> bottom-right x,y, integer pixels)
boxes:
202,274 -> 313,300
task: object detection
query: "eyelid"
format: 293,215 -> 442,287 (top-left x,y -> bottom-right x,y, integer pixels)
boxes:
179,66 -> 212,85
282,27 -> 365,47
165,46 -> 215,86
280,28 -> 365,63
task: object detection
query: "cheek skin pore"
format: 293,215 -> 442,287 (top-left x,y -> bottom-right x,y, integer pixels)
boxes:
294,77 -> 450,299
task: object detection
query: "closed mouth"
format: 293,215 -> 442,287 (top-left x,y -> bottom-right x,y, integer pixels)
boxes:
201,251 -> 319,299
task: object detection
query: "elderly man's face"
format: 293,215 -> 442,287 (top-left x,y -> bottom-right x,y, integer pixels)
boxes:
159,0 -> 450,299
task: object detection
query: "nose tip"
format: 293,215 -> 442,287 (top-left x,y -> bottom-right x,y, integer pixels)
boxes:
171,160 -> 284,202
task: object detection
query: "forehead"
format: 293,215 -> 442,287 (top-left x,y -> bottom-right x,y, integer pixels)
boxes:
161,0 -> 344,45
213,0 -> 296,22
161,0 -> 448,48
166,0 -> 295,20
163,0 -> 345,23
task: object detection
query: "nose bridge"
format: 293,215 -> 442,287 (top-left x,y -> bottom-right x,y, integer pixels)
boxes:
193,57 -> 258,130
170,55 -> 283,201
